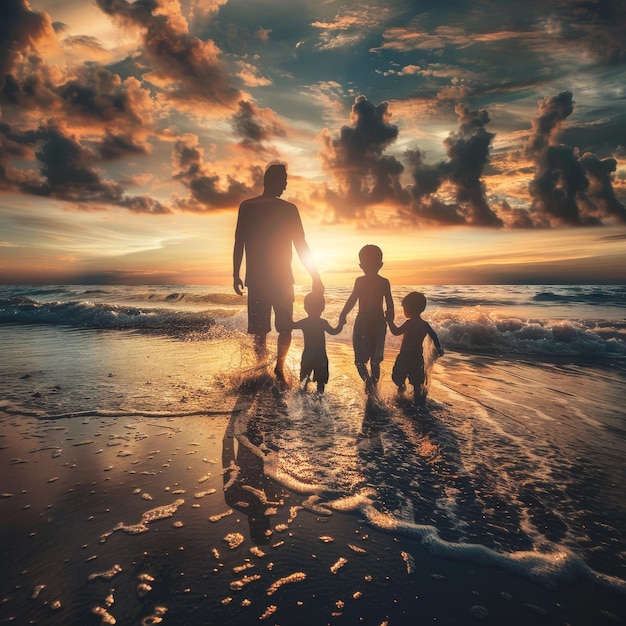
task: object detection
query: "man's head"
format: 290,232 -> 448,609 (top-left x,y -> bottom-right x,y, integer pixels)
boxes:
263,163 -> 288,197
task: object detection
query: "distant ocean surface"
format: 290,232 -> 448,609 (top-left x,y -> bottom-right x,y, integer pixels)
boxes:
1,283 -> 626,624
1,283 -> 625,358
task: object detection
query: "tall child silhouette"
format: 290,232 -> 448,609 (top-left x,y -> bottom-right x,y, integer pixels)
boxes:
339,245 -> 394,388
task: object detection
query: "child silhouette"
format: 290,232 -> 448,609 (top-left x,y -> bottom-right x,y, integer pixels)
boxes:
339,245 -> 394,388
292,292 -> 344,393
387,291 -> 443,406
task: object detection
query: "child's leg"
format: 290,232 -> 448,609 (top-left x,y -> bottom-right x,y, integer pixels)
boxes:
316,381 -> 325,393
413,363 -> 427,405
391,354 -> 407,392
300,355 -> 312,389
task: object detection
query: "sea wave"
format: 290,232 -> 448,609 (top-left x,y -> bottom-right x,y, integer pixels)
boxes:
2,295 -> 625,356
0,297 -> 217,336
531,287 -> 626,307
430,309 -> 626,357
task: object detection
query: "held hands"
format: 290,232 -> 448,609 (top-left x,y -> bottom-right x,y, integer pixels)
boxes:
233,276 -> 244,296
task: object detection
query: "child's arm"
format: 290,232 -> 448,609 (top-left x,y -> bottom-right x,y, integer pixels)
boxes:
386,314 -> 408,336
339,279 -> 360,324
426,322 -> 444,356
291,318 -> 304,330
323,318 -> 344,335
383,278 -> 394,321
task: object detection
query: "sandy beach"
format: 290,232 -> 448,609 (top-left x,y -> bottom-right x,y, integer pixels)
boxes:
1,308 -> 626,625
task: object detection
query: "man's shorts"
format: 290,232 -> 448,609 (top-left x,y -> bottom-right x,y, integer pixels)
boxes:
391,351 -> 425,387
353,312 -> 386,364
247,284 -> 294,335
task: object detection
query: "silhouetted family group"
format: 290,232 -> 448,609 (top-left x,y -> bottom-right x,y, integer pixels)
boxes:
233,164 -> 443,405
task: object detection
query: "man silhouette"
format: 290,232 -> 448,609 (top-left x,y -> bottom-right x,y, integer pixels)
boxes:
233,163 -> 323,382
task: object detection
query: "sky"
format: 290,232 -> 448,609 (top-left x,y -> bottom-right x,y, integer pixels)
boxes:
1,0 -> 625,285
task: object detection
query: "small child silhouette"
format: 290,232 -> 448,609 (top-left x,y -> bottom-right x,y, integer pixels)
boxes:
292,292 -> 344,393
339,245 -> 394,388
387,291 -> 443,406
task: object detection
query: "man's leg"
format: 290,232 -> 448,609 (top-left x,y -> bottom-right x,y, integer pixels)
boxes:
253,333 -> 268,364
355,361 -> 370,381
275,330 -> 291,381
273,289 -> 294,383
371,360 -> 381,383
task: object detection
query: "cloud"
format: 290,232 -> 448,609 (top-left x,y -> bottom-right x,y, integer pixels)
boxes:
0,122 -> 169,213
319,95 -> 406,221
526,91 -> 574,160
0,0 -> 57,79
525,90 -> 625,226
312,6 -> 388,50
58,67 -> 155,129
172,133 -> 260,211
404,104 -> 502,227
442,103 -> 502,226
525,91 -> 588,225
555,0 -> 626,65
95,0 -> 241,108
374,24 -> 472,53
579,153 -> 626,222
235,61 -> 272,87
231,100 -> 287,152
98,130 -> 152,160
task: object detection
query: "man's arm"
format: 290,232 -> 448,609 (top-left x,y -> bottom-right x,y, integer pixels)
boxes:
233,205 -> 245,295
387,316 -> 407,336
293,237 -> 323,293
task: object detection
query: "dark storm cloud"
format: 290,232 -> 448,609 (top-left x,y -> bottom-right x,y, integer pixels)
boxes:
320,95 -> 407,220
0,0 -> 55,78
0,123 -> 169,213
58,65 -> 150,126
525,91 -> 587,225
405,104 -> 502,227
525,90 -> 626,226
579,153 -> 626,222
0,123 -> 38,190
404,149 -> 465,226
525,91 -> 574,160
442,104 -> 502,227
172,134 -> 259,211
556,0 -> 626,65
95,0 -> 241,107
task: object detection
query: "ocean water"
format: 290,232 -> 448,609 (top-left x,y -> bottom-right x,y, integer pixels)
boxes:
1,284 -> 625,624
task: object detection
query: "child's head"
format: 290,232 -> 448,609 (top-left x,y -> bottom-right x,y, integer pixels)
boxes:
402,291 -> 426,317
303,291 -> 325,316
358,244 -> 383,274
